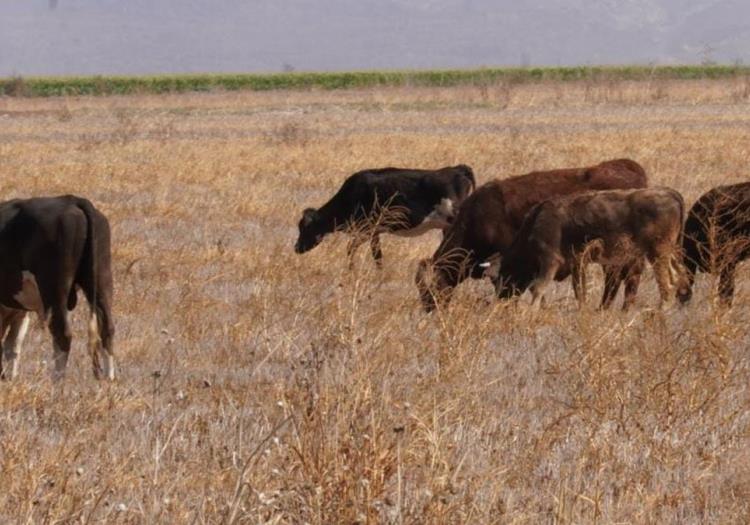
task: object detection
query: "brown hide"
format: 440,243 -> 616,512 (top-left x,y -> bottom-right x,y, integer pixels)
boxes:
495,187 -> 688,310
416,158 -> 648,311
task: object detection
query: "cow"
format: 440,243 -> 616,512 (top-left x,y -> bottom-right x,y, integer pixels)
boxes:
294,165 -> 475,267
492,187 -> 689,309
679,182 -> 750,306
0,196 -> 114,381
415,158 -> 648,311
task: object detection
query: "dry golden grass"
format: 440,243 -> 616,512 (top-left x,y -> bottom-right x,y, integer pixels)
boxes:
1,78 -> 750,523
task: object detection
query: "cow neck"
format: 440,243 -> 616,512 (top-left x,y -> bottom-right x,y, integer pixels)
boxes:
316,193 -> 351,232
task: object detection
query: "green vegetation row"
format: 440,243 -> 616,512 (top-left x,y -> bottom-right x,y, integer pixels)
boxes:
2,65 -> 750,97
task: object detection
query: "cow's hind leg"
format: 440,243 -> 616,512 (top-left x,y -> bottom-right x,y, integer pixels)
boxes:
88,303 -> 115,380
529,261 -> 559,310
79,277 -> 116,381
1,311 -> 30,380
49,305 -> 72,381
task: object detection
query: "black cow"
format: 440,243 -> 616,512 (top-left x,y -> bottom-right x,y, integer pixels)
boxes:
295,165 -> 475,266
679,182 -> 750,306
0,196 -> 114,381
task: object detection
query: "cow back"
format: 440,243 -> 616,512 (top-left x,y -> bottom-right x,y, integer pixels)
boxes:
435,158 -> 648,266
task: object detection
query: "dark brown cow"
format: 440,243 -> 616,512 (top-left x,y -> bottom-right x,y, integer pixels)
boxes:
295,165 -> 475,267
0,196 -> 114,381
493,187 -> 689,309
415,159 -> 648,311
679,182 -> 750,306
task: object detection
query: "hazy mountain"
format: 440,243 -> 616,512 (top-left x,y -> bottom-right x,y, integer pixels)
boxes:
1,0 -> 749,76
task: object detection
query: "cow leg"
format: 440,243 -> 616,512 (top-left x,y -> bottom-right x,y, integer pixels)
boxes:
529,261 -> 558,309
571,260 -> 587,306
49,306 -> 72,381
621,261 -> 644,311
77,280 -> 116,380
718,262 -> 737,307
88,305 -> 115,381
600,266 -> 622,310
1,312 -> 30,381
652,256 -> 674,309
370,234 -> 383,268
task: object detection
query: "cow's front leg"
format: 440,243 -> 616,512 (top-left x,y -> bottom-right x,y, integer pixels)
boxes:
600,266 -> 622,310
370,233 -> 383,268
529,261 -> 559,310
1,311 -> 30,381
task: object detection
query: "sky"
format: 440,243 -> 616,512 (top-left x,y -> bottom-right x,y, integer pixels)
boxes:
1,0 -> 749,76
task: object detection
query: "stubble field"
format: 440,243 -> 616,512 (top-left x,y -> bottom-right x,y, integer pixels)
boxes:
1,78 -> 750,523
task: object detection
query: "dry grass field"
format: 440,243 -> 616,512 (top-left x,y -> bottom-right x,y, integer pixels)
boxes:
1,78 -> 750,523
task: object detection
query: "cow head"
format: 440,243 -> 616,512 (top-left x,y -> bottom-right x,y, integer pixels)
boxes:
492,259 -> 533,300
295,208 -> 326,254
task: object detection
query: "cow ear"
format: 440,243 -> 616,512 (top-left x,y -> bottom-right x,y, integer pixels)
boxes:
302,208 -> 318,225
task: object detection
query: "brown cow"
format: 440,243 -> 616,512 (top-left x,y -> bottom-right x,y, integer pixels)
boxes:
679,182 -> 750,306
493,187 -> 689,309
415,158 -> 648,311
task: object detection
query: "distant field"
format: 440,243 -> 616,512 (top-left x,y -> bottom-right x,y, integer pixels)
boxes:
2,64 -> 750,97
1,78 -> 750,523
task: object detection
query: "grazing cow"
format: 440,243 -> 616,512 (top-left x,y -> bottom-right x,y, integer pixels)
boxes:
415,159 -> 648,311
679,182 -> 750,306
295,165 -> 475,266
493,187 -> 689,309
0,196 -> 114,381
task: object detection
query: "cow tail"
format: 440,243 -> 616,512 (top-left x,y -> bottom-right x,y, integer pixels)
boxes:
75,198 -> 101,349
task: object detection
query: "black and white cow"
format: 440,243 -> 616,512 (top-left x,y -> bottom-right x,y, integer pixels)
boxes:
294,165 -> 475,266
0,195 -> 114,381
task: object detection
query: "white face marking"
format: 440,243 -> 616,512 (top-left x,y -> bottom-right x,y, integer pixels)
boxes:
13,271 -> 44,321
2,313 -> 30,380
392,198 -> 456,238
